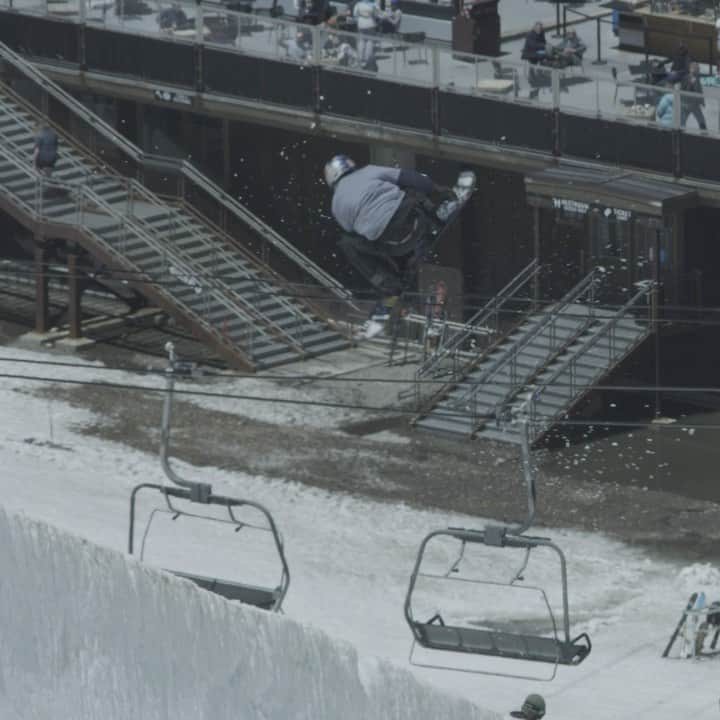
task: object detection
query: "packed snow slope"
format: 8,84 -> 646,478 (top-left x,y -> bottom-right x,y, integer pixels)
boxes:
1,347 -> 720,718
0,507 -> 498,720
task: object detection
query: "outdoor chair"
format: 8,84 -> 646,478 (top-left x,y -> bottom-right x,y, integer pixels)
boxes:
398,31 -> 428,65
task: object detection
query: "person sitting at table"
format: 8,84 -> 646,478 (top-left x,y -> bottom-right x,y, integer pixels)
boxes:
522,22 -> 547,64
655,80 -> 675,127
157,2 -> 188,30
378,0 -> 402,34
680,61 -> 707,130
281,27 -> 313,61
557,27 -> 586,66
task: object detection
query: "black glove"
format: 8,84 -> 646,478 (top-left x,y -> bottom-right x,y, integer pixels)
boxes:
430,185 -> 456,204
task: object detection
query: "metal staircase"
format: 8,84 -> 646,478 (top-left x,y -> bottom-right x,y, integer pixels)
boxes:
414,270 -> 655,444
0,42 -> 352,370
412,259 -> 541,408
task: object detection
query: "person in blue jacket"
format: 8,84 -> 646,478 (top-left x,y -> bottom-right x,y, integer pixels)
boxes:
656,82 -> 675,127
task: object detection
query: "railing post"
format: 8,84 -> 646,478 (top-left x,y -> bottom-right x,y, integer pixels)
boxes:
431,45 -> 440,136
592,16 -> 606,65
78,0 -> 86,23
34,236 -> 49,334
709,36 -> 713,77
552,1 -> 561,38
651,282 -> 661,417
196,2 -> 204,45
551,68 -> 560,110
311,24 -> 322,66
67,244 -> 83,340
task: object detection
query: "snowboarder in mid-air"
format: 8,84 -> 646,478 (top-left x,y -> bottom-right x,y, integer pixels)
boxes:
324,154 -> 475,337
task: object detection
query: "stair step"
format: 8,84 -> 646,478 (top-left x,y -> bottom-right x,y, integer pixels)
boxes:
415,414 -> 475,436
476,426 -> 522,444
255,350 -> 305,369
0,169 -> 31,185
302,337 -> 351,356
124,245 -> 164,265
245,341 -> 294,361
299,329 -> 345,347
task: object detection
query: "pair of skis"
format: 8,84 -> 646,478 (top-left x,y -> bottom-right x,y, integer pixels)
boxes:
663,592 -> 720,658
663,593 -> 697,658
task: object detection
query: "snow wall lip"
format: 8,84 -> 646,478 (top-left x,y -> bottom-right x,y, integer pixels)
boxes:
0,507 -> 501,720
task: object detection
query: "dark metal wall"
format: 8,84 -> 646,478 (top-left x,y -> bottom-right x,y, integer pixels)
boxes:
0,10 -> 699,181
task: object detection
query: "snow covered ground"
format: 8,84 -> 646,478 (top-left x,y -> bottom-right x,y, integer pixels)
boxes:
0,345 -> 719,719
0,509 -> 496,720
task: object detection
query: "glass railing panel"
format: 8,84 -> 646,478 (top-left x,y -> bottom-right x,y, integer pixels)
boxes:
559,70 -> 622,121
11,0 -> 50,17
318,26 -> 434,86
93,0 -> 201,41
515,62 -> 555,109
436,46 -> 499,95
561,74 -> 676,129
227,10 -> 302,62
436,46 -> 555,108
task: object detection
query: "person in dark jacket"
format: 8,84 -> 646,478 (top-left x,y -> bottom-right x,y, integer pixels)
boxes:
522,22 -> 547,64
665,42 -> 690,84
33,123 -> 59,178
324,154 -> 459,313
157,2 -> 188,30
680,61 -> 707,130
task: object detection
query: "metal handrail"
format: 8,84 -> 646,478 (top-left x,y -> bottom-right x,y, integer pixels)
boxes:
81,187 -> 303,352
0,145 -> 272,355
0,83 -> 326,352
417,259 -> 541,382
450,268 -> 601,412
142,153 -> 354,304
0,40 -> 351,305
180,201 -> 343,333
123,180 -> 314,353
529,281 -> 655,430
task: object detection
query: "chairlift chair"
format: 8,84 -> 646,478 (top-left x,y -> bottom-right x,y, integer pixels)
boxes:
404,419 -> 591,679
127,343 -> 290,611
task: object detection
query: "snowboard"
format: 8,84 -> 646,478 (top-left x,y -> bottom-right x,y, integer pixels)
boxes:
410,169 -> 478,275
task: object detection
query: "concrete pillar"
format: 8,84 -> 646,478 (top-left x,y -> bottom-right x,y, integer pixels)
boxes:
67,246 -> 82,340
34,238 -> 49,334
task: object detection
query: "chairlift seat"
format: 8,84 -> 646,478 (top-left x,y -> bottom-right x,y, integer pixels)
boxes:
411,621 -> 591,665
172,569 -> 279,610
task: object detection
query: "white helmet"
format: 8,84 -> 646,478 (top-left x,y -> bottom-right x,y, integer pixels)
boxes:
324,154 -> 356,187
